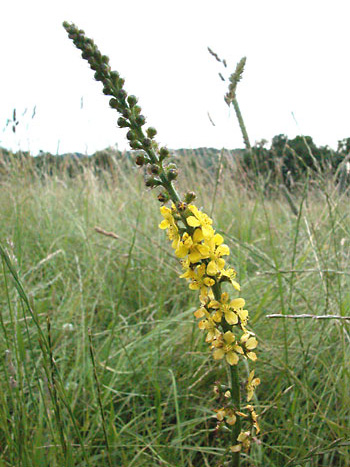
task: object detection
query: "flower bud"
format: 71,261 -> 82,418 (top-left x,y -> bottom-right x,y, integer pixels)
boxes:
117,89 -> 127,100
167,168 -> 178,181
117,117 -> 129,128
110,71 -> 120,84
146,127 -> 157,139
127,95 -> 138,107
157,192 -> 169,203
133,105 -> 142,116
159,147 -> 169,161
122,108 -> 131,119
136,115 -> 146,126
126,130 -> 136,141
149,165 -> 159,175
145,177 -> 162,188
109,98 -> 118,109
185,191 -> 196,203
142,138 -> 152,148
94,71 -> 104,81
135,155 -> 145,166
103,86 -> 112,96
130,141 -> 143,150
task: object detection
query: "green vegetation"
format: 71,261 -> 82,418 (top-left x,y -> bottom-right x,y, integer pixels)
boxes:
0,149 -> 349,466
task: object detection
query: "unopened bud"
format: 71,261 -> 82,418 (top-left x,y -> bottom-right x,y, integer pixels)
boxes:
136,115 -> 146,126
157,192 -> 169,203
127,95 -> 138,107
142,138 -> 152,148
159,147 -> 170,161
147,127 -> 157,139
126,130 -> 136,141
149,165 -> 160,175
130,141 -> 143,150
109,98 -> 119,109
117,117 -> 129,128
145,177 -> 162,188
167,168 -> 178,181
135,155 -> 145,166
185,191 -> 196,203
117,89 -> 127,100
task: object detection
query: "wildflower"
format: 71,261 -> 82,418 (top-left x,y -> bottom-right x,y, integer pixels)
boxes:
220,267 -> 241,291
183,263 -> 215,299
215,407 -> 237,426
246,370 -> 261,402
211,331 -> 243,365
186,204 -> 215,239
159,205 -> 180,248
175,230 -> 210,262
205,234 -> 230,276
230,430 -> 251,453
240,332 -> 258,361
208,292 -> 238,325
194,307 -> 221,342
245,404 -> 260,434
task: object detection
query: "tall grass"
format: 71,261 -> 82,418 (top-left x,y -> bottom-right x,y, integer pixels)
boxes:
0,150 -> 349,466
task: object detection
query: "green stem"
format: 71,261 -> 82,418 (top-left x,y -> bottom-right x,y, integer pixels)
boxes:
212,282 -> 241,467
232,98 -> 251,151
230,365 -> 241,467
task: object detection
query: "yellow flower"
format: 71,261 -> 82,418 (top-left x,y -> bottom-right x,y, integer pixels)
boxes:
240,332 -> 258,361
219,267 -> 241,291
159,205 -> 180,248
215,407 -> 237,426
194,307 -> 220,342
186,263 -> 215,299
186,204 -> 215,239
175,230 -> 210,263
230,431 -> 251,453
211,331 -> 242,365
245,404 -> 260,434
207,292 -> 239,325
204,234 -> 230,276
246,370 -> 260,402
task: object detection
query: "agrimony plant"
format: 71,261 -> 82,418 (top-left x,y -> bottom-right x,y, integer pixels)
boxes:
63,22 -> 260,465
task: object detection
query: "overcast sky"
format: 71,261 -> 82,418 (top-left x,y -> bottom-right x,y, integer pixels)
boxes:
1,0 -> 350,155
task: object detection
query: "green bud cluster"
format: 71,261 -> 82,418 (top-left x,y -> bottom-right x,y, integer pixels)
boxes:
63,22 -> 196,210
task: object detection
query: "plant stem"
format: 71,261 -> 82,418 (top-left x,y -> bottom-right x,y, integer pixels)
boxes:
212,281 -> 241,466
229,364 -> 241,467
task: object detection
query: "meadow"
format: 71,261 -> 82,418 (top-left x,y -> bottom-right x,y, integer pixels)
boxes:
0,149 -> 349,466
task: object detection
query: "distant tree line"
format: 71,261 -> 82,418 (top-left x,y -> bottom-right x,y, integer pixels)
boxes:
1,135 -> 350,187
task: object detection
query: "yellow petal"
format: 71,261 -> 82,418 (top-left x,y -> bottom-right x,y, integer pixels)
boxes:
230,444 -> 241,453
226,352 -> 239,365
213,348 -> 225,360
159,219 -> 169,229
213,233 -> 224,245
247,352 -> 257,361
225,311 -> 239,325
207,260 -> 218,276
245,337 -> 258,350
194,308 -> 205,318
223,331 -> 235,344
192,228 -> 204,243
186,216 -> 200,227
230,298 -> 245,309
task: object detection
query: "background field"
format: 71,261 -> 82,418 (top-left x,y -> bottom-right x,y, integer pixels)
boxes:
0,149 -> 349,466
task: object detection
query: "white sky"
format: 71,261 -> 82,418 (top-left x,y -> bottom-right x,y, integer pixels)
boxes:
1,0 -> 350,155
